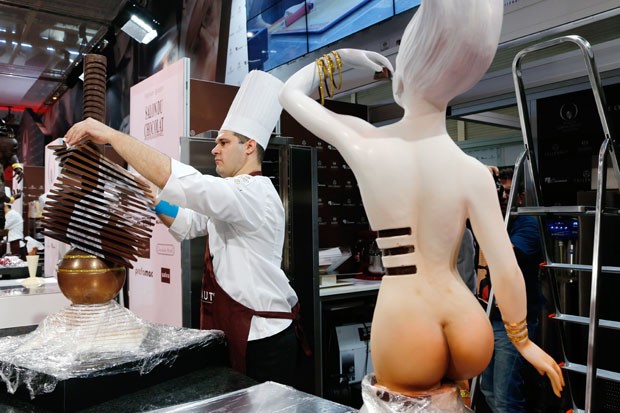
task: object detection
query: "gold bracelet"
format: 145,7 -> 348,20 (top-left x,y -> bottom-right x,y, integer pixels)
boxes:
331,50 -> 342,90
9,196 -> 14,204
503,317 -> 527,329
316,58 -> 326,105
508,332 -> 529,343
322,54 -> 336,97
503,318 -> 528,343
11,163 -> 22,170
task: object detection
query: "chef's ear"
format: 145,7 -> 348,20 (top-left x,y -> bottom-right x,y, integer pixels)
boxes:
246,139 -> 258,155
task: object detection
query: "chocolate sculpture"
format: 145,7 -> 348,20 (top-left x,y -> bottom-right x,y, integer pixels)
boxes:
280,0 -> 564,410
41,53 -> 154,304
0,55 -> 221,406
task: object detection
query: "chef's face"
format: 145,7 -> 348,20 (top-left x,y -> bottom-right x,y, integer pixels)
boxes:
212,130 -> 247,177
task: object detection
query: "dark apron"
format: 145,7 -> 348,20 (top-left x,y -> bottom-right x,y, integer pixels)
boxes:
200,237 -> 311,373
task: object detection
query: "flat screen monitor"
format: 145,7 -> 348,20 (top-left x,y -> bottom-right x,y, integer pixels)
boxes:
246,0 -> 421,71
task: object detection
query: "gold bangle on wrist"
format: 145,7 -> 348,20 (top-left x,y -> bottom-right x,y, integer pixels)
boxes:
331,50 -> 342,90
316,58 -> 326,105
322,54 -> 336,97
503,318 -> 528,343
11,163 -> 22,170
503,317 -> 526,328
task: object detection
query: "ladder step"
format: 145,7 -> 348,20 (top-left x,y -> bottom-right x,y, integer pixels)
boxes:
563,361 -> 620,383
514,206 -> 620,215
544,262 -> 620,274
552,313 -> 620,330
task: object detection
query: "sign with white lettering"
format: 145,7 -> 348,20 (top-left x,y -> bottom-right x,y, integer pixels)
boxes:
128,58 -> 189,326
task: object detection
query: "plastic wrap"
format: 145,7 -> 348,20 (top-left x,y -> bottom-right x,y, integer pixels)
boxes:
360,374 -> 472,413
149,380 -> 356,412
0,300 -> 224,398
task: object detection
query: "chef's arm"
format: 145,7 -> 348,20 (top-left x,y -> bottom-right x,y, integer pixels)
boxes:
64,117 -> 171,188
153,199 -> 178,228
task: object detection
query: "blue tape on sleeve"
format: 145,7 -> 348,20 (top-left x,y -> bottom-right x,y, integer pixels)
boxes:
154,200 -> 179,218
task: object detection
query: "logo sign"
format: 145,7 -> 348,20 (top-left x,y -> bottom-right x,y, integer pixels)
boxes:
161,267 -> 171,284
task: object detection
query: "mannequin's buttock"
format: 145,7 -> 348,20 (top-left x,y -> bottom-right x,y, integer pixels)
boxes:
370,273 -> 494,396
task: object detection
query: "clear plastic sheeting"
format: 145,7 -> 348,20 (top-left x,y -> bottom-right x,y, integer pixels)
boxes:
149,381 -> 357,413
360,374 -> 472,413
0,300 -> 224,398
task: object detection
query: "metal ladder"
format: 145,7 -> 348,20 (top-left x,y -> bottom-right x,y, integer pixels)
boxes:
507,35 -> 620,413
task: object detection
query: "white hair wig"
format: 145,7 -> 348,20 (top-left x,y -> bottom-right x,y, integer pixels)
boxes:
393,0 -> 504,109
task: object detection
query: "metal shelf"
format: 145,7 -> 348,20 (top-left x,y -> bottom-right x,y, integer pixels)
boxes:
563,362 -> 620,383
543,262 -> 620,274
551,313 -> 620,331
513,206 -> 620,216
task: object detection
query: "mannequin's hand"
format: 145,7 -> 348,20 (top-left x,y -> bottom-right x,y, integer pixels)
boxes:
516,339 -> 565,397
11,189 -> 22,202
12,166 -> 23,184
336,49 -> 393,76
64,117 -> 117,147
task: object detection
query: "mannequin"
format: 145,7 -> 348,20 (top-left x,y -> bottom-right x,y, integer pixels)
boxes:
279,0 -> 564,405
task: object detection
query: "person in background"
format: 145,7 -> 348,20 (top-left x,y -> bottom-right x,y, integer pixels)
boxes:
3,202 -> 26,260
0,119 -> 24,229
63,70 -> 304,387
480,166 -> 546,412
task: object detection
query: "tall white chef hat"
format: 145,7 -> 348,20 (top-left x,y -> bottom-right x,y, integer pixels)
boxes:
220,70 -> 284,150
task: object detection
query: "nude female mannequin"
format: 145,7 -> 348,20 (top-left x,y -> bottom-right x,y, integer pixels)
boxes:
279,0 -> 564,401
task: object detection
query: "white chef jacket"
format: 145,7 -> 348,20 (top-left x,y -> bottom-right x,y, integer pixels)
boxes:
159,159 -> 298,340
4,208 -> 24,244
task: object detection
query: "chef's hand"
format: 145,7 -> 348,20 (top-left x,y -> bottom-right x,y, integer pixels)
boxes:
64,118 -> 117,147
515,338 -> 565,397
336,49 -> 393,78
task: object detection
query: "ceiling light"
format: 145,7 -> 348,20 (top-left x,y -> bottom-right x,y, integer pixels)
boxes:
119,2 -> 159,44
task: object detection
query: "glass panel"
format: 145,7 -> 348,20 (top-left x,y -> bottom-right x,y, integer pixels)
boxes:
0,4 -> 108,79
246,0 -> 400,72
395,0 -> 421,15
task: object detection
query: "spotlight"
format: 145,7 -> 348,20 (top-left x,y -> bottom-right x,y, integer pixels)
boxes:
119,2 -> 159,44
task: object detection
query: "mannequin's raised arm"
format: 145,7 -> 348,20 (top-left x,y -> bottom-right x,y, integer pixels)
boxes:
279,49 -> 392,149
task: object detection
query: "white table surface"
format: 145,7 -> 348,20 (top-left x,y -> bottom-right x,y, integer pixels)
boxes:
0,277 -> 71,329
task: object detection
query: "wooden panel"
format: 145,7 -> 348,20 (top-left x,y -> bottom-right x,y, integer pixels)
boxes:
189,79 -> 238,136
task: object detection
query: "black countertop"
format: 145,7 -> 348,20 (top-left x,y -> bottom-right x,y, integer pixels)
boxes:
0,326 -> 357,413
0,365 -> 256,413
0,325 -> 256,412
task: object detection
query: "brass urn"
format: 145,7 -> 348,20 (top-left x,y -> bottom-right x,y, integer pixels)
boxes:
57,248 -> 126,305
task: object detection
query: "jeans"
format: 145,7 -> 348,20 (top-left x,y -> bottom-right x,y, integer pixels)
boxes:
480,318 -> 539,413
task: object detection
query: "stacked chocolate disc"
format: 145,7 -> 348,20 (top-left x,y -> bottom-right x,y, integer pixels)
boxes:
82,54 -> 107,122
42,143 -> 154,269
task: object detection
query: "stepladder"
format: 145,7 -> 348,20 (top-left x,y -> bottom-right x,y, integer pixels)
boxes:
471,35 -> 620,413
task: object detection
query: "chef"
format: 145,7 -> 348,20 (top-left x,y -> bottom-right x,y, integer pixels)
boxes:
64,70 -> 303,386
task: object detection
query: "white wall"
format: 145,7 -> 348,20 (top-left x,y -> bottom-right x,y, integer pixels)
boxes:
501,0 -> 620,43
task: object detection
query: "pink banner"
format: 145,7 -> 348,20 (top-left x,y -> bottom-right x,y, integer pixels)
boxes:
128,58 -> 189,326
